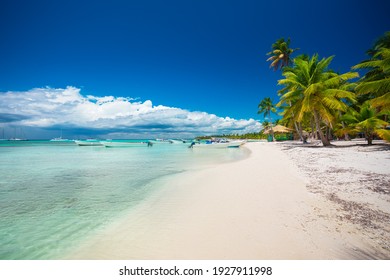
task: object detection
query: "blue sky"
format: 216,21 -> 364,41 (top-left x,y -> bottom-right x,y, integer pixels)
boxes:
0,0 -> 389,139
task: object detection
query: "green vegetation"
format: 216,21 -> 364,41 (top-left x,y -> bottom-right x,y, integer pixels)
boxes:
263,32 -> 390,145
196,132 -> 266,140
266,38 -> 298,71
338,102 -> 388,145
277,54 -> 358,146
257,97 -> 277,141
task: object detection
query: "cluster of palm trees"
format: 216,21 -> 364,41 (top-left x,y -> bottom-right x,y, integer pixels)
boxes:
259,33 -> 390,146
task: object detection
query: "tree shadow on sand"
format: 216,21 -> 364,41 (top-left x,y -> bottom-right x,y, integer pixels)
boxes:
278,141 -> 390,151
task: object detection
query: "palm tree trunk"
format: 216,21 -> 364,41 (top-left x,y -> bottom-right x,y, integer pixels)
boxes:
299,122 -> 303,141
366,131 -> 373,145
327,125 -> 333,141
293,121 -> 303,141
310,117 -> 316,140
269,112 -> 275,141
314,111 -> 331,146
342,121 -> 350,140
288,101 -> 303,141
338,111 -> 350,140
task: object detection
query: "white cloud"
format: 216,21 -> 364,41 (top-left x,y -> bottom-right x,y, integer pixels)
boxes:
0,86 -> 261,137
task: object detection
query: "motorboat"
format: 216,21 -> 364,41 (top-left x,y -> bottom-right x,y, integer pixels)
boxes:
74,139 -> 103,146
190,140 -> 246,149
168,139 -> 188,144
149,139 -> 173,144
50,137 -> 72,142
100,141 -> 151,148
50,131 -> 71,142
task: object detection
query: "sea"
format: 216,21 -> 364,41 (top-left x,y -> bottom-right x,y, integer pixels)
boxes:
0,140 -> 249,259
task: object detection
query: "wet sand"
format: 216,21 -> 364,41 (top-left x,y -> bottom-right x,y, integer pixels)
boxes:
67,141 -> 390,259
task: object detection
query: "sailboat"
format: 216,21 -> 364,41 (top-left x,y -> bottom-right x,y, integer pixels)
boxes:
50,130 -> 71,142
9,128 -> 27,141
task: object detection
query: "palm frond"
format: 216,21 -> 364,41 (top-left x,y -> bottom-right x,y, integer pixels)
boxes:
370,92 -> 390,109
323,72 -> 359,87
323,89 -> 357,103
376,129 -> 390,142
316,103 -> 336,124
340,113 -> 358,124
305,82 -> 324,96
352,60 -> 382,70
356,77 -> 390,94
321,97 -> 348,111
356,117 -> 388,130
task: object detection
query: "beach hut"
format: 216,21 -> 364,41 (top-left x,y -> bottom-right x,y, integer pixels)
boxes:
264,125 -> 294,141
263,125 -> 293,134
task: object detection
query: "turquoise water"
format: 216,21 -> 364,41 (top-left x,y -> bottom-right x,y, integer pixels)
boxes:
0,140 -> 248,259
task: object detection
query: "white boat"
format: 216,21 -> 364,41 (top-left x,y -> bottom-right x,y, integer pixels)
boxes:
100,141 -> 151,148
149,139 -> 173,144
8,138 -> 27,141
74,140 -> 103,146
190,140 -> 246,149
227,140 -> 246,147
168,139 -> 187,144
50,130 -> 71,141
50,137 -> 72,142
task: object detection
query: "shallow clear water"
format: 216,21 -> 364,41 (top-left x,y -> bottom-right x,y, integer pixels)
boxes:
0,140 -> 248,259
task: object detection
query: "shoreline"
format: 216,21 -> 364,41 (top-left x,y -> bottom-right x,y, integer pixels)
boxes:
66,141 -> 390,259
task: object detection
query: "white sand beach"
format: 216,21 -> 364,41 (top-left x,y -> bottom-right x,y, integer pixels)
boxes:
67,141 -> 390,260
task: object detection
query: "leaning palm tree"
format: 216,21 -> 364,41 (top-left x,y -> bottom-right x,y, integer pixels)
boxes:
352,31 -> 390,143
278,54 -> 358,146
353,46 -> 390,113
353,32 -> 390,110
266,38 -> 298,71
258,97 -> 277,140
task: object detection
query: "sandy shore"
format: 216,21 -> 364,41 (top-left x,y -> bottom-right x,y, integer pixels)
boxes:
67,141 -> 390,259
279,140 -> 390,259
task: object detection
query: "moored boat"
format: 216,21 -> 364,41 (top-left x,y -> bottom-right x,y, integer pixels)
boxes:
168,139 -> 187,144
190,140 -> 246,149
74,139 -> 103,146
8,138 -> 28,141
100,141 -> 151,148
227,140 -> 246,148
50,130 -> 71,142
149,139 -> 173,144
50,137 -> 72,142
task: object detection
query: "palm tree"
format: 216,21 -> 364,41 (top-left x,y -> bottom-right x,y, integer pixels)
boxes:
353,46 -> 390,113
352,31 -> 390,143
277,71 -> 307,142
258,97 -> 277,140
262,120 -> 271,131
266,38 -> 298,71
266,38 -> 301,139
341,102 -> 388,145
278,54 -> 358,146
